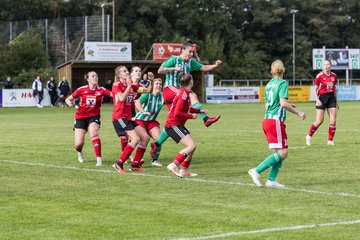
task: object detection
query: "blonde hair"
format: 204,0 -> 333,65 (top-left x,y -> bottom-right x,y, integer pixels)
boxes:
114,65 -> 127,81
270,60 -> 285,77
149,78 -> 162,93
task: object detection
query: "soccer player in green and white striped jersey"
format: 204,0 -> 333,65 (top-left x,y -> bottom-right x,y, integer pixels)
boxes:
248,60 -> 306,188
150,42 -> 222,159
134,78 -> 165,166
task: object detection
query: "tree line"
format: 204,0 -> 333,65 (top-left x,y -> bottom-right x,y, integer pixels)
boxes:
1,0 -> 360,87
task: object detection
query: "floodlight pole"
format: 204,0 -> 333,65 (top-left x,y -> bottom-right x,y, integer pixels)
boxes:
291,9 -> 298,86
112,0 -> 115,42
101,1 -> 114,42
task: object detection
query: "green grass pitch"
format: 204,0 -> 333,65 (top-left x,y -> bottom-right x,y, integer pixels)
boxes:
0,102 -> 359,239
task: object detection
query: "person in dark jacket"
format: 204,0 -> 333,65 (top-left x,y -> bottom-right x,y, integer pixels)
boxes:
57,76 -> 71,107
4,76 -> 13,89
47,76 -> 58,106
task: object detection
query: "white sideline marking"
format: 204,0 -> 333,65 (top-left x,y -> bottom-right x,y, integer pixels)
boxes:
1,160 -> 360,199
174,219 -> 360,240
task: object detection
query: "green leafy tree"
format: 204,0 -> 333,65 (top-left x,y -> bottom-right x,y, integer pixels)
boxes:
7,28 -> 50,75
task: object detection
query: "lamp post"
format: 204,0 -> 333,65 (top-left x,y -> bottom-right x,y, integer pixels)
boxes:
291,9 -> 298,86
101,1 -> 115,42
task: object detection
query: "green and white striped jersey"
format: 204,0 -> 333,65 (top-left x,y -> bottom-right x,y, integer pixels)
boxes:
135,93 -> 164,121
264,77 -> 289,122
161,55 -> 203,88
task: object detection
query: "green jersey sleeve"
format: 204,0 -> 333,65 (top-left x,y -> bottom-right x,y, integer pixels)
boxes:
162,56 -> 176,68
138,93 -> 149,104
190,59 -> 203,71
278,81 -> 289,99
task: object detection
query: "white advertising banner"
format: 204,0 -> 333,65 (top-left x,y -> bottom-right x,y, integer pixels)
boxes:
84,42 -> 132,61
2,89 -> 51,107
206,87 -> 260,103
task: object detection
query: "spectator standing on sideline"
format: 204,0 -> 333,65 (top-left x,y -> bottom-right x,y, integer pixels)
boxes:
306,60 -> 338,146
32,75 -> 44,108
47,76 -> 58,107
58,76 -> 71,107
140,72 -> 151,88
65,71 -> 112,167
4,76 -> 13,89
248,60 -> 306,188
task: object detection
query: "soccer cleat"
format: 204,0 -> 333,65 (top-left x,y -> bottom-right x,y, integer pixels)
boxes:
306,135 -> 312,146
95,157 -> 102,167
167,163 -> 182,178
179,169 -> 198,177
77,152 -> 85,163
151,160 -> 163,167
248,168 -> 262,187
150,142 -> 159,158
129,164 -> 144,172
327,140 -> 335,145
204,115 -> 221,127
112,162 -> 126,174
265,180 -> 285,188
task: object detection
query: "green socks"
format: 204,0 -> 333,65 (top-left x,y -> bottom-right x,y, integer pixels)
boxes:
192,102 -> 207,120
153,145 -> 162,160
268,160 -> 283,181
156,129 -> 169,146
255,153 -> 283,174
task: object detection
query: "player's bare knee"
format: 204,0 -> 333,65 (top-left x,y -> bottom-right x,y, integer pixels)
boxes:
129,135 -> 141,145
141,135 -> 150,144
189,143 -> 197,152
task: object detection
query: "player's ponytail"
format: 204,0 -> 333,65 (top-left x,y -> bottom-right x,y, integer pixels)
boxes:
270,59 -> 285,77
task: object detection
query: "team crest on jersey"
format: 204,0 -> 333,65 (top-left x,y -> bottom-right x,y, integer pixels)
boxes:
331,77 -> 335,81
95,91 -> 101,96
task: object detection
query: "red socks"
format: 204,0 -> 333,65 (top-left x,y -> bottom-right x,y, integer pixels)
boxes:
328,124 -> 336,141
91,136 -> 101,157
120,136 -> 128,151
173,153 -> 188,166
308,123 -> 318,137
117,144 -> 135,164
132,144 -> 146,166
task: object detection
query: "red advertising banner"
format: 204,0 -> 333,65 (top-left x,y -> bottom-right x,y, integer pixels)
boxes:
153,43 -> 197,62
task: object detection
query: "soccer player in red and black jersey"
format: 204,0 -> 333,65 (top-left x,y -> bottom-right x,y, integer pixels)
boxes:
117,66 -> 151,160
306,60 -> 338,146
111,65 -> 148,174
65,71 -> 112,166
165,73 -> 208,178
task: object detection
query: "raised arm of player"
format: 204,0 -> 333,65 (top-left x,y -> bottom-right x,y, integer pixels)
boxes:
200,60 -> 222,72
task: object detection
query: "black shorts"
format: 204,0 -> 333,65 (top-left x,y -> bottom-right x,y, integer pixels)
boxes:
316,93 -> 337,110
74,115 -> 101,130
165,126 -> 190,143
113,118 -> 137,137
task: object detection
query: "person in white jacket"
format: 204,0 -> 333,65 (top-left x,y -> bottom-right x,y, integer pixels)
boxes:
32,75 -> 43,108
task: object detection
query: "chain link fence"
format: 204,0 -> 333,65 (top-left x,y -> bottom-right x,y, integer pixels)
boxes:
0,15 -> 110,67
